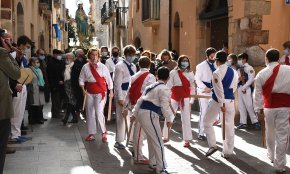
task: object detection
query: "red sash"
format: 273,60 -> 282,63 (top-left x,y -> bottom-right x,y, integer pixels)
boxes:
262,64 -> 290,108
171,70 -> 190,109
86,63 -> 107,99
285,55 -> 290,66
128,72 -> 150,105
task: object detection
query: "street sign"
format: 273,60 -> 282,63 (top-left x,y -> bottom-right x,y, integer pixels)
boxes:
286,0 -> 290,5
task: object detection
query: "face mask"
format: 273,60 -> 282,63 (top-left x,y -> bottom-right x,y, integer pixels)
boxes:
10,51 -> 16,59
180,61 -> 189,68
57,55 -> 62,60
39,56 -> 45,60
126,56 -> 135,63
101,52 -> 108,57
112,52 -> 119,57
35,63 -> 40,69
283,49 -> 289,55
238,60 -> 243,67
65,60 -> 71,65
226,61 -> 232,67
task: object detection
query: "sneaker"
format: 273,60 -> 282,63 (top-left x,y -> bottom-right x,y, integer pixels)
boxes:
102,132 -> 107,143
275,168 -> 286,173
134,159 -> 150,165
13,137 -> 25,143
156,169 -> 170,174
114,142 -> 125,149
252,122 -> 261,130
85,134 -> 95,141
183,142 -> 190,148
221,153 -> 230,159
149,164 -> 157,170
197,135 -> 206,141
237,123 -> 247,129
18,136 -> 32,141
205,146 -> 218,157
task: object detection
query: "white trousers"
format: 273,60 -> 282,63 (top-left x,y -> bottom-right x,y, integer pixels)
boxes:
115,101 -> 130,143
198,91 -> 210,136
11,85 -> 27,139
86,93 -> 106,135
133,120 -> 147,161
204,99 -> 235,154
238,87 -> 258,124
137,109 -> 167,171
264,108 -> 289,170
163,98 -> 192,141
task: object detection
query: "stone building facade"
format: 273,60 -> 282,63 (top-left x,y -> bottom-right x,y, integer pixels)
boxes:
128,0 -> 290,69
0,0 -> 68,54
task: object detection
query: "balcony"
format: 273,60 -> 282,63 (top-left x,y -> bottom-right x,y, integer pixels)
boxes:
54,0 -> 61,9
108,0 -> 116,20
39,0 -> 52,16
116,9 -> 126,28
142,0 -> 160,27
101,2 -> 109,25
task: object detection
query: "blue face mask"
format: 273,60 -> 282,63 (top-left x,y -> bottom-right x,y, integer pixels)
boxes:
180,61 -> 189,68
283,49 -> 289,55
226,61 -> 232,67
39,56 -> 45,60
126,56 -> 135,63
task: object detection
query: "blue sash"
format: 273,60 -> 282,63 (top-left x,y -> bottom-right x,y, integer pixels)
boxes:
212,67 -> 235,102
140,100 -> 162,114
121,82 -> 129,91
207,61 -> 216,73
145,83 -> 163,95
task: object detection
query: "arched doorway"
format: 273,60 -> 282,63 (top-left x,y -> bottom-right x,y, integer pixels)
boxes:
134,37 -> 141,49
172,12 -> 180,54
17,2 -> 24,37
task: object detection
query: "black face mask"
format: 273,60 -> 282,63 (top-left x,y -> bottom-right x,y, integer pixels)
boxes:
112,52 -> 119,57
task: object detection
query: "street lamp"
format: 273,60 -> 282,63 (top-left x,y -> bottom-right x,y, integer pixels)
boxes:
113,0 -> 128,13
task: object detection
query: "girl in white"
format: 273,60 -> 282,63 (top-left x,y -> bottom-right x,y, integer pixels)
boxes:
79,48 -> 113,142
163,55 -> 195,147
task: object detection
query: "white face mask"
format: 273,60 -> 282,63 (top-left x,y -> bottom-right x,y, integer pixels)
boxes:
238,60 -> 243,66
10,51 -> 16,59
57,55 -> 62,60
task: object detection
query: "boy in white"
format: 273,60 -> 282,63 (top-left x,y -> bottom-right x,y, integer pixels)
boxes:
132,67 -> 174,174
254,49 -> 290,173
114,45 -> 137,149
195,47 -> 217,141
204,51 -> 238,158
162,55 -> 195,147
105,46 -> 123,78
236,53 -> 260,129
79,48 -> 113,142
124,56 -> 156,164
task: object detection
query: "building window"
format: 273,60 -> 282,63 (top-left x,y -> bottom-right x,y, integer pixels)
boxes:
142,0 -> 160,21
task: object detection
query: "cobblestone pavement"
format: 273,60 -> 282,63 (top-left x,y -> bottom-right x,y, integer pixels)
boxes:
4,103 -> 290,174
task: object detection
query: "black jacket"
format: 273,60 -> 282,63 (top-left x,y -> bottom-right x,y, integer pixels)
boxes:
47,58 -> 65,91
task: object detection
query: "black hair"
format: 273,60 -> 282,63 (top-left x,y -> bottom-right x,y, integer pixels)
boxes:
238,53 -> 249,62
53,49 -> 62,55
157,66 -> 170,80
17,35 -> 32,47
266,49 -> 279,62
205,47 -> 217,57
215,51 -> 227,63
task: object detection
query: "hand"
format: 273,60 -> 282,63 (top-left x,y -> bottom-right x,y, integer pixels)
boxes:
221,105 -> 226,113
130,115 -> 135,122
118,100 -> 124,106
202,87 -> 211,93
167,122 -> 173,128
242,90 -> 246,94
238,76 -> 243,81
109,90 -> 114,98
122,109 -> 128,118
59,81 -> 64,85
15,84 -> 23,92
83,90 -> 88,96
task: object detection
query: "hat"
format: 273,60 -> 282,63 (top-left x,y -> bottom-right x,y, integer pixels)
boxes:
18,68 -> 34,85
215,50 -> 227,62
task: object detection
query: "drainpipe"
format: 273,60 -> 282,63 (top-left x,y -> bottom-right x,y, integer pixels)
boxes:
168,0 -> 172,51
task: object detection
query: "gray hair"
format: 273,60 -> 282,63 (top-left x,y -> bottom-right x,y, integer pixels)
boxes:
75,49 -> 83,55
65,52 -> 75,60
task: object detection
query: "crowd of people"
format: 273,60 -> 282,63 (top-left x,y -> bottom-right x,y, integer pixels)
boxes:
0,24 -> 289,174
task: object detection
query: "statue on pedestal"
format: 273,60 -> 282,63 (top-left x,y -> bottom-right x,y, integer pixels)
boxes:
75,2 -> 88,44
